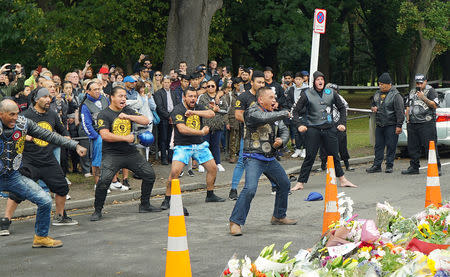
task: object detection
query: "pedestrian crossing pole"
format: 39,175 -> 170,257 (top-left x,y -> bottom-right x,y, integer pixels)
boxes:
309,9 -> 327,88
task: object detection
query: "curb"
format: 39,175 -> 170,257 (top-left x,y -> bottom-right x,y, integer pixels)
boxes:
12,155 -> 374,218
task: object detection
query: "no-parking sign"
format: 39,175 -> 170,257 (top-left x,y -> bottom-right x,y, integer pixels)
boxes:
313,9 -> 327,34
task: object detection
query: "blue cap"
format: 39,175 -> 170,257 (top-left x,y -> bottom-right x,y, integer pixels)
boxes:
123,76 -> 136,83
304,192 -> 323,201
300,71 -> 309,76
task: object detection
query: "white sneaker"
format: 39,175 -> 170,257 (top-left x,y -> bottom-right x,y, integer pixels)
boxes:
198,165 -> 205,173
300,149 -> 306,158
84,173 -> 93,178
110,181 -> 123,190
217,164 -> 225,172
291,149 -> 302,158
65,177 -> 72,185
66,194 -> 71,200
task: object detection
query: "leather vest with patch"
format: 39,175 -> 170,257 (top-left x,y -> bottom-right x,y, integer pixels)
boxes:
305,88 -> 334,126
408,89 -> 434,123
243,114 -> 277,157
374,89 -> 399,127
0,116 -> 28,176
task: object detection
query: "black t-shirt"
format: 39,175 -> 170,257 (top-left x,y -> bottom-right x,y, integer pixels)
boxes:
21,108 -> 69,166
171,103 -> 206,146
235,90 -> 256,111
103,82 -> 113,96
97,106 -> 140,155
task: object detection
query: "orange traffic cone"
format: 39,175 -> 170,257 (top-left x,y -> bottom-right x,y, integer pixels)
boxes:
425,141 -> 442,208
322,156 -> 340,234
165,179 -> 192,277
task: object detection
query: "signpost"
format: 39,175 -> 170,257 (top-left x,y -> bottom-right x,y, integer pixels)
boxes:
309,9 -> 327,87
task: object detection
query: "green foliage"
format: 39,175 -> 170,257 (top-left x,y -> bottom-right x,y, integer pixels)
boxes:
3,0 -> 169,73
398,0 -> 450,54
209,8 -> 232,61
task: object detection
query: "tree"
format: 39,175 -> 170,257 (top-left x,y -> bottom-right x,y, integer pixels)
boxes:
162,0 -> 223,74
397,0 -> 450,86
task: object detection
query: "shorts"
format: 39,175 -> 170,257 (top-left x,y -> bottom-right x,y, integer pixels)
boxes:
91,136 -> 102,167
172,141 -> 214,165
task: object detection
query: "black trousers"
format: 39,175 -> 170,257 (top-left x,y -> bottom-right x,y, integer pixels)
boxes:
94,151 -> 155,210
78,128 -> 91,174
319,130 -> 350,167
373,125 -> 398,168
298,127 -> 344,183
157,120 -> 173,161
407,122 -> 441,169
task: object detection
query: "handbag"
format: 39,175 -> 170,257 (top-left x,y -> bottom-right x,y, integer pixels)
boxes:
152,110 -> 160,125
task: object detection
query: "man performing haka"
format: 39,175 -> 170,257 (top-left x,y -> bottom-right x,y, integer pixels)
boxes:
160,87 -> 225,211
90,87 -> 161,221
229,87 -> 297,236
2,88 -> 79,236
0,99 -> 86,247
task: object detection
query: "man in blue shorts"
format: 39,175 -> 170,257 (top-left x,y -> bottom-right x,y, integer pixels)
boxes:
160,88 -> 225,210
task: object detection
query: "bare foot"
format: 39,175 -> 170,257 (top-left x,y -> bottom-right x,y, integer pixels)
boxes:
291,182 -> 304,191
340,180 -> 358,188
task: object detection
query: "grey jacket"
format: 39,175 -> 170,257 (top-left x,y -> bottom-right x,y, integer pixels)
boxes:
243,103 -> 289,157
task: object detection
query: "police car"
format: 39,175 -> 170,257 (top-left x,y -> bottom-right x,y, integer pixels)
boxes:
398,88 -> 450,156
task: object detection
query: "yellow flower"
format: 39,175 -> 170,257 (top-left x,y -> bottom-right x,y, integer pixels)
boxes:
418,223 -> 434,238
427,258 -> 437,275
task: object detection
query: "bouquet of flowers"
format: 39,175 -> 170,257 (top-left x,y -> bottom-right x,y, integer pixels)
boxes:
222,243 -> 295,277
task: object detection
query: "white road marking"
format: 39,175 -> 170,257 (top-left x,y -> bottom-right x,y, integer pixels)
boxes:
419,162 -> 450,170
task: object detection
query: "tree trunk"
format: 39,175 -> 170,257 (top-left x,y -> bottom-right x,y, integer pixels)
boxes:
319,34 -> 330,80
348,20 -> 355,91
162,0 -> 223,74
442,50 -> 450,87
411,31 -> 437,89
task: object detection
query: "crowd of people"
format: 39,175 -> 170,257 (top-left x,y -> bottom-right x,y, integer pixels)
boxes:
0,55 -> 441,244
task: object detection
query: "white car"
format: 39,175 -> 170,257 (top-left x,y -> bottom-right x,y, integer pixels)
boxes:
397,88 -> 450,156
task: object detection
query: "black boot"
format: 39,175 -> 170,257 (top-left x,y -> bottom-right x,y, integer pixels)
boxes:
401,167 -> 419,175
90,209 -> 102,221
366,165 -> 381,173
344,160 -> 355,171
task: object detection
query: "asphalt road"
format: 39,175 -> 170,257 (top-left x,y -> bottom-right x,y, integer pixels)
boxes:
0,158 -> 449,277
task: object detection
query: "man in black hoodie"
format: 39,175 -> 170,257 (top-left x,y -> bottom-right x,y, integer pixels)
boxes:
291,71 -> 356,190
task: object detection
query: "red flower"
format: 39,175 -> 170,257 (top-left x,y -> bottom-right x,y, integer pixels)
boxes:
223,268 -> 231,275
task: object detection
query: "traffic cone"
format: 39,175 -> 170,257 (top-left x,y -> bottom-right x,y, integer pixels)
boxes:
322,156 -> 340,234
425,141 -> 442,208
165,179 -> 192,277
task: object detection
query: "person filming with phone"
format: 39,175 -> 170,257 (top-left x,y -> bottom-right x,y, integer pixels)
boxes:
0,63 -> 25,101
401,74 -> 441,175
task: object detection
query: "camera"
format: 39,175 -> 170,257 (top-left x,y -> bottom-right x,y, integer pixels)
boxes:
415,86 -> 421,92
5,64 -> 15,71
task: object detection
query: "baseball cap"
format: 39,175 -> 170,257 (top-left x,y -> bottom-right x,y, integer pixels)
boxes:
300,71 -> 309,76
99,67 -> 109,74
264,66 -> 273,72
123,76 -> 136,83
304,192 -> 323,201
415,74 -> 426,83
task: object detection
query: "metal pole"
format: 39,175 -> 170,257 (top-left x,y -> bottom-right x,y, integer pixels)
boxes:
309,31 -> 321,88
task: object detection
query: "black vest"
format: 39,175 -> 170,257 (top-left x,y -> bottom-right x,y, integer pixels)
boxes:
408,89 -> 435,123
0,116 -> 28,176
373,89 -> 400,127
84,96 -> 109,130
305,88 -> 334,126
243,105 -> 278,157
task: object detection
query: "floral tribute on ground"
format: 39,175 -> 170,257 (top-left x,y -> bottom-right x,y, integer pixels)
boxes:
222,196 -> 450,277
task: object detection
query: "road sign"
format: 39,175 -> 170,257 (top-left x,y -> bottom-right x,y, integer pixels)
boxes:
313,9 -> 327,34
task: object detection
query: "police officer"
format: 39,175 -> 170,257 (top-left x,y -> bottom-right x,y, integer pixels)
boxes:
401,74 -> 441,175
366,73 -> 405,173
291,71 -> 356,191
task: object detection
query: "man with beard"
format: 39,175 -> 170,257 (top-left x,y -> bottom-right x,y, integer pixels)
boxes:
291,71 -> 356,191
160,88 -> 225,210
2,87 -> 79,229
90,87 -> 161,221
169,69 -> 181,91
229,87 -> 296,236
240,68 -> 252,91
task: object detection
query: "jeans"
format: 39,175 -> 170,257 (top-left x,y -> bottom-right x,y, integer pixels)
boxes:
373,125 -> 399,168
231,138 -> 277,190
229,157 -> 290,225
0,171 -> 52,236
203,130 -> 223,165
